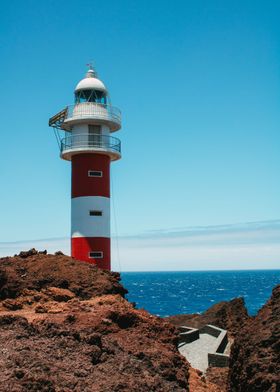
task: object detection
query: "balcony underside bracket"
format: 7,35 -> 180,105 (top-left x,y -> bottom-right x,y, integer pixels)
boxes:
48,107 -> 68,129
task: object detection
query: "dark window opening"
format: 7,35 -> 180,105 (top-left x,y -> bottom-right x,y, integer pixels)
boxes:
89,251 -> 103,259
88,170 -> 103,177
89,210 -> 102,216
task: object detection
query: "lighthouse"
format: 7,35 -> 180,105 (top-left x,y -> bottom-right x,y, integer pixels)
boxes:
49,66 -> 121,270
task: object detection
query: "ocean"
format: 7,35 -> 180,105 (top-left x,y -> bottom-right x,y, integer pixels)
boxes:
120,270 -> 280,317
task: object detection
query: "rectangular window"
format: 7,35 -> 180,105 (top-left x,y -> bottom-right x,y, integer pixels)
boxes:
89,210 -> 102,216
88,170 -> 103,177
89,251 -> 103,259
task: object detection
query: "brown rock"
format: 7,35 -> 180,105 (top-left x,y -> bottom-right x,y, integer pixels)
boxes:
0,252 -> 190,391
206,367 -> 228,391
55,251 -> 64,256
43,287 -> 75,302
166,297 -> 250,337
0,298 -> 190,391
2,299 -> 23,310
188,367 -> 227,392
0,252 -> 127,300
18,248 -> 38,258
35,304 -> 48,313
228,285 -> 280,392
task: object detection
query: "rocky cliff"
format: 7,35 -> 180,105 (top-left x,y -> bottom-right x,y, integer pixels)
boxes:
166,297 -> 250,338
167,285 -> 280,392
1,250 -> 279,392
0,250 -> 189,392
228,284 -> 280,392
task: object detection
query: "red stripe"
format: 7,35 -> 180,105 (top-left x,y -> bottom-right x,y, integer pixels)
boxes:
71,154 -> 110,198
71,237 -> 110,270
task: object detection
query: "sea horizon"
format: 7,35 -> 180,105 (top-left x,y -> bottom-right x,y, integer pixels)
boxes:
121,268 -> 280,273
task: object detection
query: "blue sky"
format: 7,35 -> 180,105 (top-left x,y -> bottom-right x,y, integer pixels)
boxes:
0,0 -> 279,270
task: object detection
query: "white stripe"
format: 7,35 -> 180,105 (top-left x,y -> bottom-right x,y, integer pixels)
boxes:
71,196 -> 110,238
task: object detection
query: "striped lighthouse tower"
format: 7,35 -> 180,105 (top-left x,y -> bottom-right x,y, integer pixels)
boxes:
49,66 -> 121,270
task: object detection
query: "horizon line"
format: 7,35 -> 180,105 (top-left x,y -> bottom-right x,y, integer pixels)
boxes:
120,268 -> 280,273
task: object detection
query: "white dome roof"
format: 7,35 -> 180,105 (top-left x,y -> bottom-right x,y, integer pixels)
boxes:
75,69 -> 107,93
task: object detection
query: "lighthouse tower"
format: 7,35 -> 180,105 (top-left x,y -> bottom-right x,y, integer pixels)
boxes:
49,66 -> 121,270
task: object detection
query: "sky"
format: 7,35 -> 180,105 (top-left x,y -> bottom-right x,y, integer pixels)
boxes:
0,0 -> 279,270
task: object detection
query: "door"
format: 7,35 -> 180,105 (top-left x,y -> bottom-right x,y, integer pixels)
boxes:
88,125 -> 101,147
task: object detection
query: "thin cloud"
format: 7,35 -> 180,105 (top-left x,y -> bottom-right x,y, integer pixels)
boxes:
1,220 -> 279,271
124,219 -> 280,239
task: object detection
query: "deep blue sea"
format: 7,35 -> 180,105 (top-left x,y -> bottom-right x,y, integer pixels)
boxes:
120,270 -> 280,317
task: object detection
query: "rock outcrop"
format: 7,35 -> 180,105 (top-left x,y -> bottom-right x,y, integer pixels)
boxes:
0,251 -> 127,300
166,297 -> 250,338
188,367 -> 228,392
0,251 -> 189,392
167,290 -> 280,391
228,285 -> 280,392
1,250 -> 279,392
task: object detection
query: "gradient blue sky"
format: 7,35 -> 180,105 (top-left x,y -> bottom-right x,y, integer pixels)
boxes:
0,0 -> 279,270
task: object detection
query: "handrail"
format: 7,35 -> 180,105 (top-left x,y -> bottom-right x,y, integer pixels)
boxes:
65,103 -> 121,126
60,133 -> 121,154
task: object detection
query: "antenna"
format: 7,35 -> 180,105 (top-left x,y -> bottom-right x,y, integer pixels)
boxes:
86,61 -> 94,70
86,61 -> 97,77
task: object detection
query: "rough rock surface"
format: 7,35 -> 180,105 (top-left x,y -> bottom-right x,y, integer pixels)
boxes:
228,285 -> 280,392
188,367 -> 227,392
3,250 -> 278,392
0,251 -> 189,392
206,367 -> 228,392
0,251 -> 127,300
166,297 -> 250,337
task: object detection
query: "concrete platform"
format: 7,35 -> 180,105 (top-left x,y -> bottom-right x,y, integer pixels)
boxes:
178,325 -> 230,373
179,333 -> 218,372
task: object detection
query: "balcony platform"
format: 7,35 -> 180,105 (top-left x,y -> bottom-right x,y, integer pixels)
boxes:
60,134 -> 121,161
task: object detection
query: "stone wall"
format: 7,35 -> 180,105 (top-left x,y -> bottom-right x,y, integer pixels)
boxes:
178,328 -> 200,344
208,353 -> 229,367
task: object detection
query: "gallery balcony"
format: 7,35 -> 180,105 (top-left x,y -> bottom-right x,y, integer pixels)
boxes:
60,134 -> 121,161
62,103 -> 121,132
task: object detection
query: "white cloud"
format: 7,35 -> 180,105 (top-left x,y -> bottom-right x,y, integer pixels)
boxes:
112,220 -> 280,271
1,220 -> 280,271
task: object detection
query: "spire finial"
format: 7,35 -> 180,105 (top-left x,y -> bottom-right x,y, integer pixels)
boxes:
86,62 -> 93,70
85,61 -> 97,78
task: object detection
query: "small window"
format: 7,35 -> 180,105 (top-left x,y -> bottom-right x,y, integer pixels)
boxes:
88,170 -> 103,177
89,251 -> 103,259
89,210 -> 102,216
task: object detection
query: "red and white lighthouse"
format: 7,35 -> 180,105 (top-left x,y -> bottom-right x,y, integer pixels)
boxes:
49,66 -> 121,270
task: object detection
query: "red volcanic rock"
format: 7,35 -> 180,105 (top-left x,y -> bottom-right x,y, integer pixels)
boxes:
206,367 -> 228,392
42,287 -> 76,302
228,285 -> 280,392
0,251 -> 189,392
0,251 -> 127,300
188,367 -> 228,392
166,297 -> 250,337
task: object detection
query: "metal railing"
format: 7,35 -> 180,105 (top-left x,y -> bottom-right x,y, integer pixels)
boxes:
60,134 -> 121,155
65,103 -> 121,127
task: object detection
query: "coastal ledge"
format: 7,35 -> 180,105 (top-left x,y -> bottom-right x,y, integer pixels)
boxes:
0,249 -> 279,391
